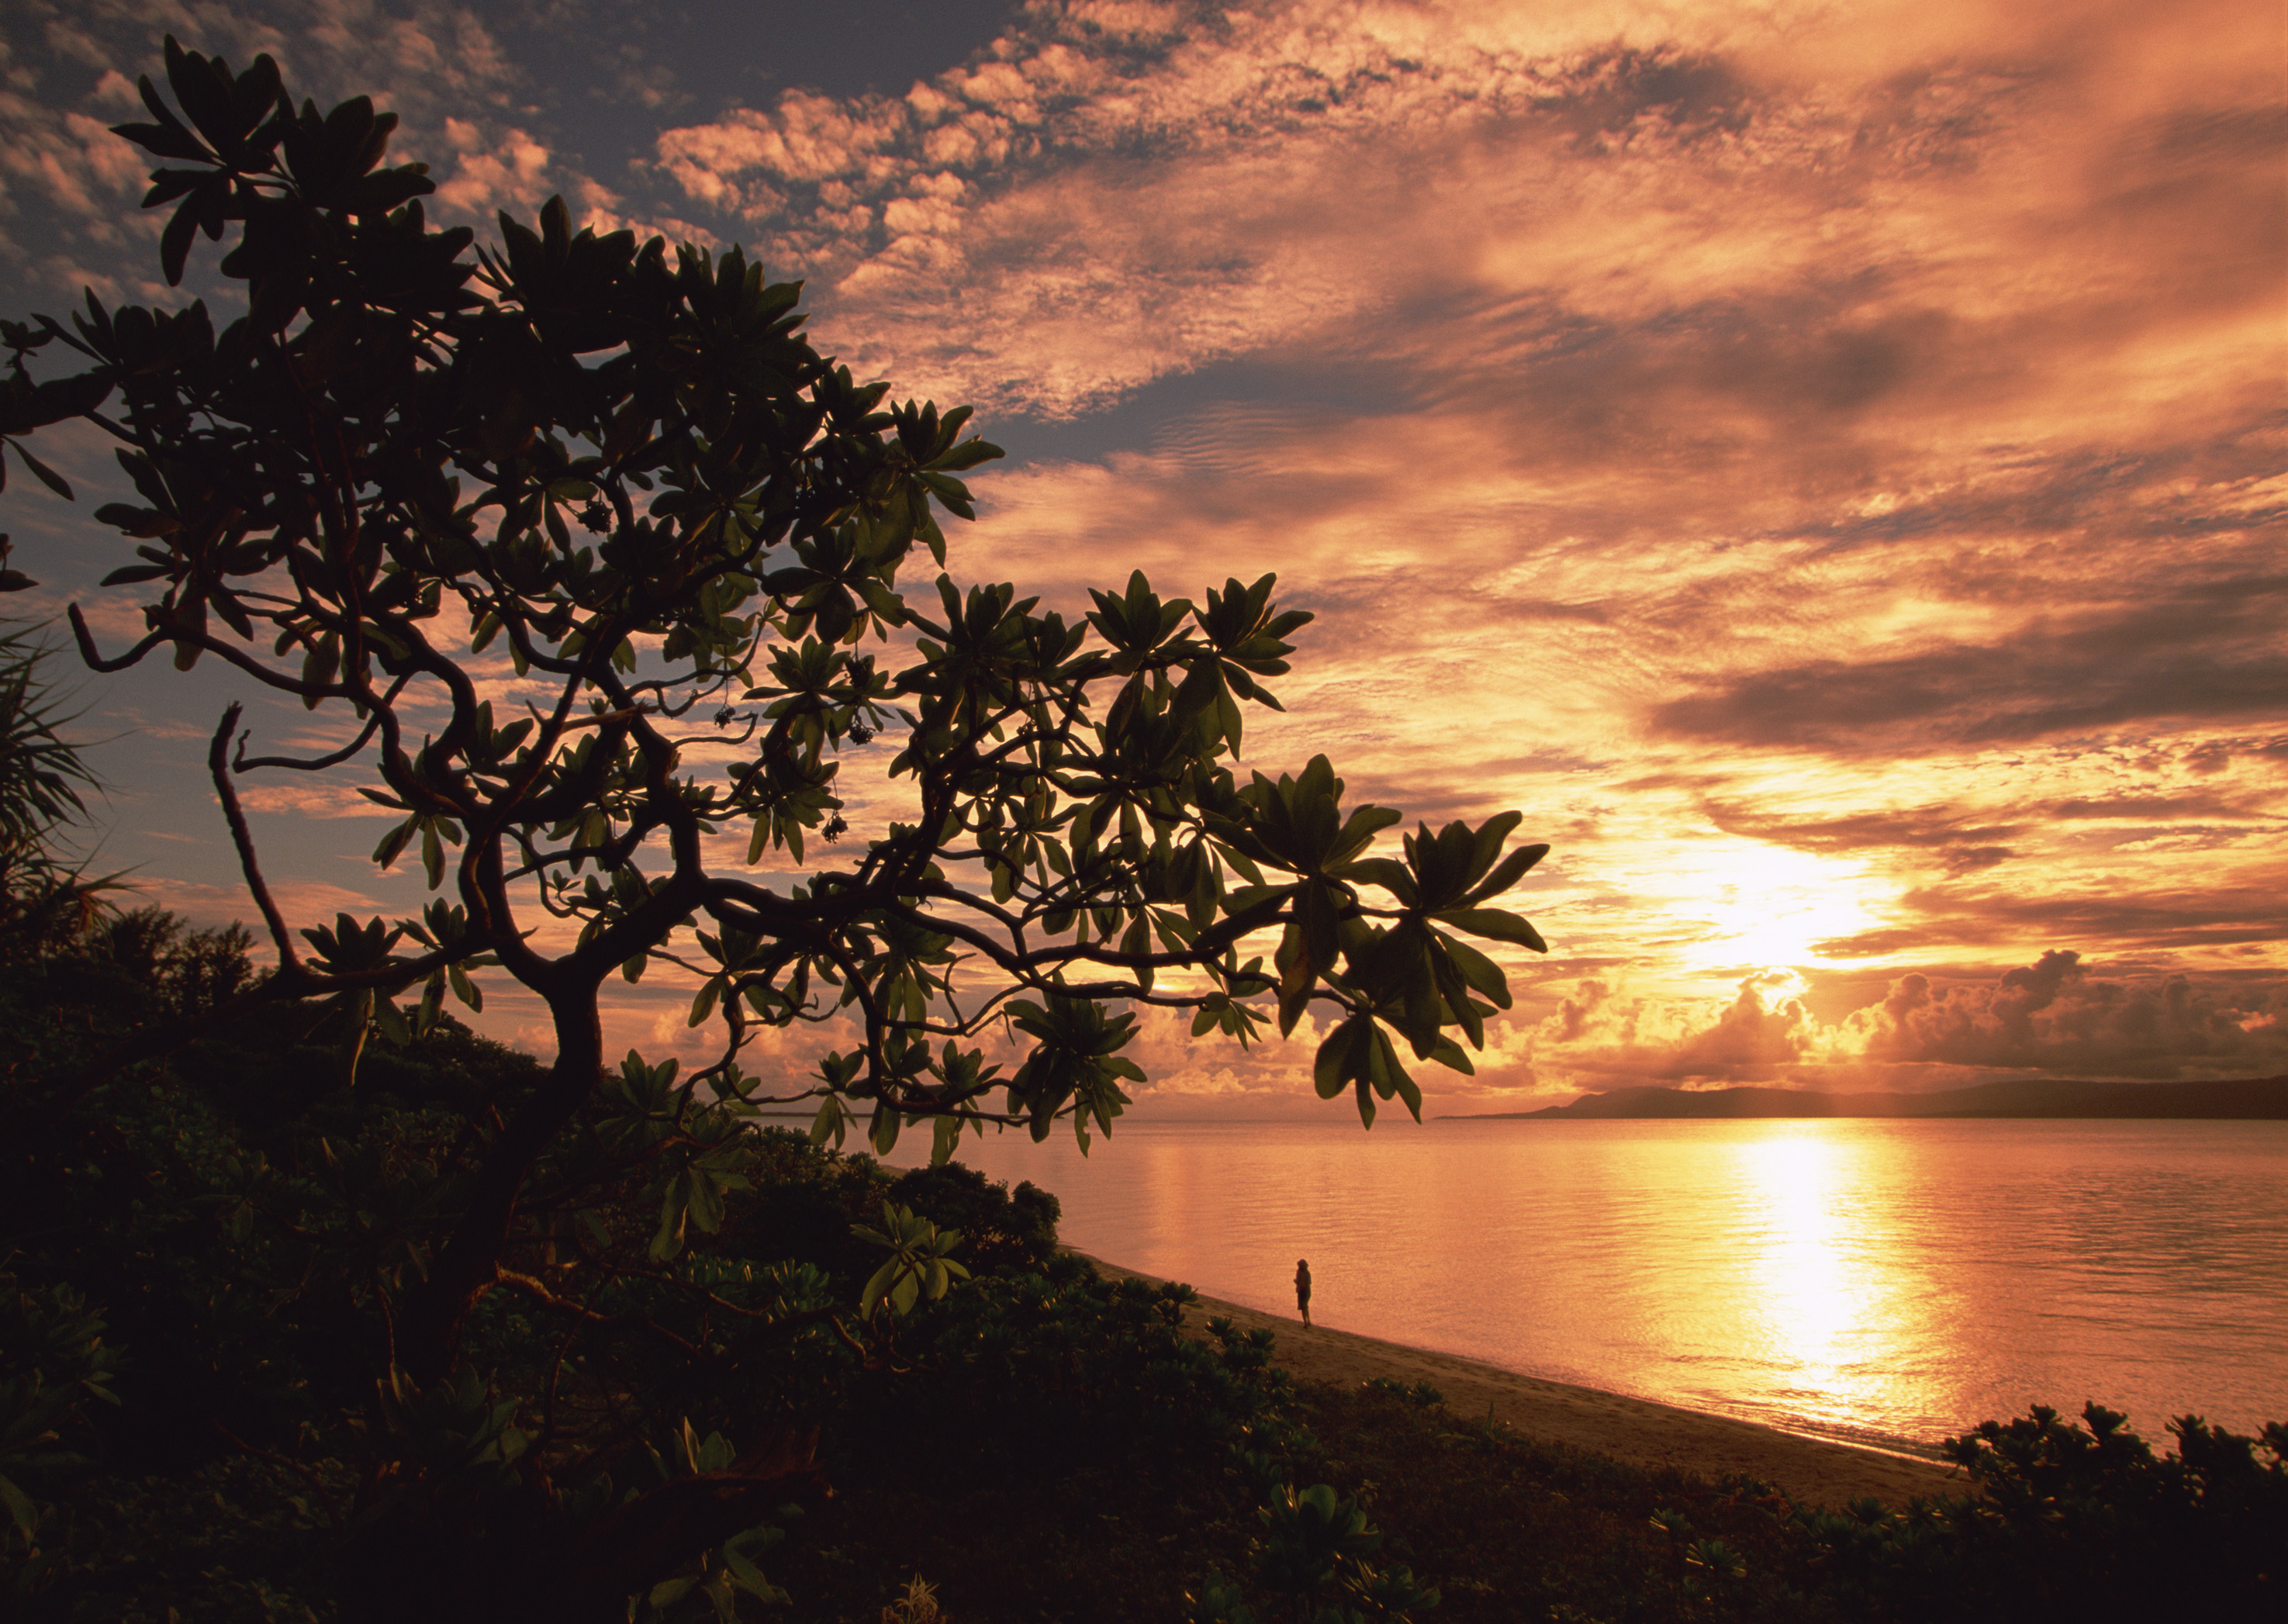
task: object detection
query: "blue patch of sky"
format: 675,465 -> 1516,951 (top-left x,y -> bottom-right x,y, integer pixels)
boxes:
983,355 -> 1420,472
499,0 -> 1024,181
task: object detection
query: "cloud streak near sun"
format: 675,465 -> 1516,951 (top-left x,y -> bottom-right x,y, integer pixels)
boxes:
1,0 -> 2279,1104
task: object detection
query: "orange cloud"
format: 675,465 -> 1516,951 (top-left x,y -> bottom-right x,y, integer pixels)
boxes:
6,0 -> 2279,1101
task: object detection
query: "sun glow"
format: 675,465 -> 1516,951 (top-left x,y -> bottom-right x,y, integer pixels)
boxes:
1668,841 -> 1888,972
1752,966 -> 1812,1004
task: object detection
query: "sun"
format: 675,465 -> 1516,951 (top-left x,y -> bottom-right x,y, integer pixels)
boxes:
1671,841 -> 1889,973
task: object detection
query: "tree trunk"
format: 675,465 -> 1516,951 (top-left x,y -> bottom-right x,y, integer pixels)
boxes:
400,983 -> 604,1381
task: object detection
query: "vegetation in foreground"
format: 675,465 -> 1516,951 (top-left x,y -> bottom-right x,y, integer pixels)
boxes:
2,901 -> 2281,1622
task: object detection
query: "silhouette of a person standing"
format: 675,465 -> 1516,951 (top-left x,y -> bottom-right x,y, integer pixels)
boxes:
1294,1258 -> 1312,1328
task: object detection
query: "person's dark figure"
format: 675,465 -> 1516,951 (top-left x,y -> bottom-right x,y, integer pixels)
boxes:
1294,1258 -> 1312,1328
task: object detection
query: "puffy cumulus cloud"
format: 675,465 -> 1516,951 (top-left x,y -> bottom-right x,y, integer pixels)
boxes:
1110,1004 -> 1303,1102
1657,968 -> 1823,1077
152,0 -> 524,140
429,116 -> 551,217
1512,966 -> 1822,1087
1839,950 -> 2288,1079
0,107 -> 147,236
624,995 -> 870,1082
570,176 -> 721,254
657,91 -> 897,203
1512,952 -> 2288,1094
667,16 -> 1777,410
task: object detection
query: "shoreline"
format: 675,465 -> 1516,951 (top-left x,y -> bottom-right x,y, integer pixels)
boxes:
1073,1250 -> 1962,1508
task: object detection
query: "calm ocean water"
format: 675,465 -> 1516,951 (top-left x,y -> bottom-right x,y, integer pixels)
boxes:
887,1117 -> 2288,1450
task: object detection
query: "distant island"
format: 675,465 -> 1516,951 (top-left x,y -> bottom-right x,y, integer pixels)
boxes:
1445,1075 -> 2288,1121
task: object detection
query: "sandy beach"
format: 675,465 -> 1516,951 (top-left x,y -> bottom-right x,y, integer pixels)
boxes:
1076,1251 -> 1961,1508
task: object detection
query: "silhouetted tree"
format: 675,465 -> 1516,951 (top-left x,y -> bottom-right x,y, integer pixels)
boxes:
1,40 -> 1549,1609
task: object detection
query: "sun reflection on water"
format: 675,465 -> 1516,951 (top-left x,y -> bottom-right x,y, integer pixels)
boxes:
1726,1125 -> 1916,1438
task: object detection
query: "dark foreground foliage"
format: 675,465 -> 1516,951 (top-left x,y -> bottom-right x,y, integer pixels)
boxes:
1291,1384 -> 2286,1624
0,33 -> 1540,1620
1798,1401 -> 2288,1623
4,33 -> 1556,1429
5,901 -> 2283,1622
0,886 -> 1409,1622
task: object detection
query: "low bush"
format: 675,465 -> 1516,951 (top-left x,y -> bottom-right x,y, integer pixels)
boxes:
1795,1401 -> 2286,1623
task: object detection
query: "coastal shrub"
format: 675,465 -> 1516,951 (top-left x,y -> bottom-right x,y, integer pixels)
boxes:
835,1266 -> 1297,1484
1285,1380 -> 1827,1624
0,619 -> 109,965
884,1161 -> 1063,1276
1795,1401 -> 2288,1622
757,1270 -> 1314,1619
0,1268 -> 123,1600
1186,1479 -> 1443,1624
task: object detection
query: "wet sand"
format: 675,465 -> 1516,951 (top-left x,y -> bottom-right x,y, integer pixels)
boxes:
1075,1251 -> 1961,1508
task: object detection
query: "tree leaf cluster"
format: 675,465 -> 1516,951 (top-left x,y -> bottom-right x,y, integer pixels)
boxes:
9,37 -> 1554,1207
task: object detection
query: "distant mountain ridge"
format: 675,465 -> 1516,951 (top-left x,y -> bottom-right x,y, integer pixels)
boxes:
1446,1075 -> 2288,1121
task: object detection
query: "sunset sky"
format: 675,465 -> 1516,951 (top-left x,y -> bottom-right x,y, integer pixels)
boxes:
2,0 -> 2282,1111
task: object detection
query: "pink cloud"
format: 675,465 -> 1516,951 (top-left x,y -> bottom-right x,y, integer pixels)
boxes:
233,780 -> 402,820
1506,952 -> 2288,1095
430,116 -> 552,216
5,0 -> 2278,1103
647,0 -> 2279,427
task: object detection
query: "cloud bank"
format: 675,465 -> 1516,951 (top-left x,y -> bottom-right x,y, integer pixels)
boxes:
3,0 -> 2279,1102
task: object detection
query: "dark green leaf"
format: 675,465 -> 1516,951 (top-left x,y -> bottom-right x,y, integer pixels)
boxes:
1433,907 -> 1549,952
12,444 -> 71,499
